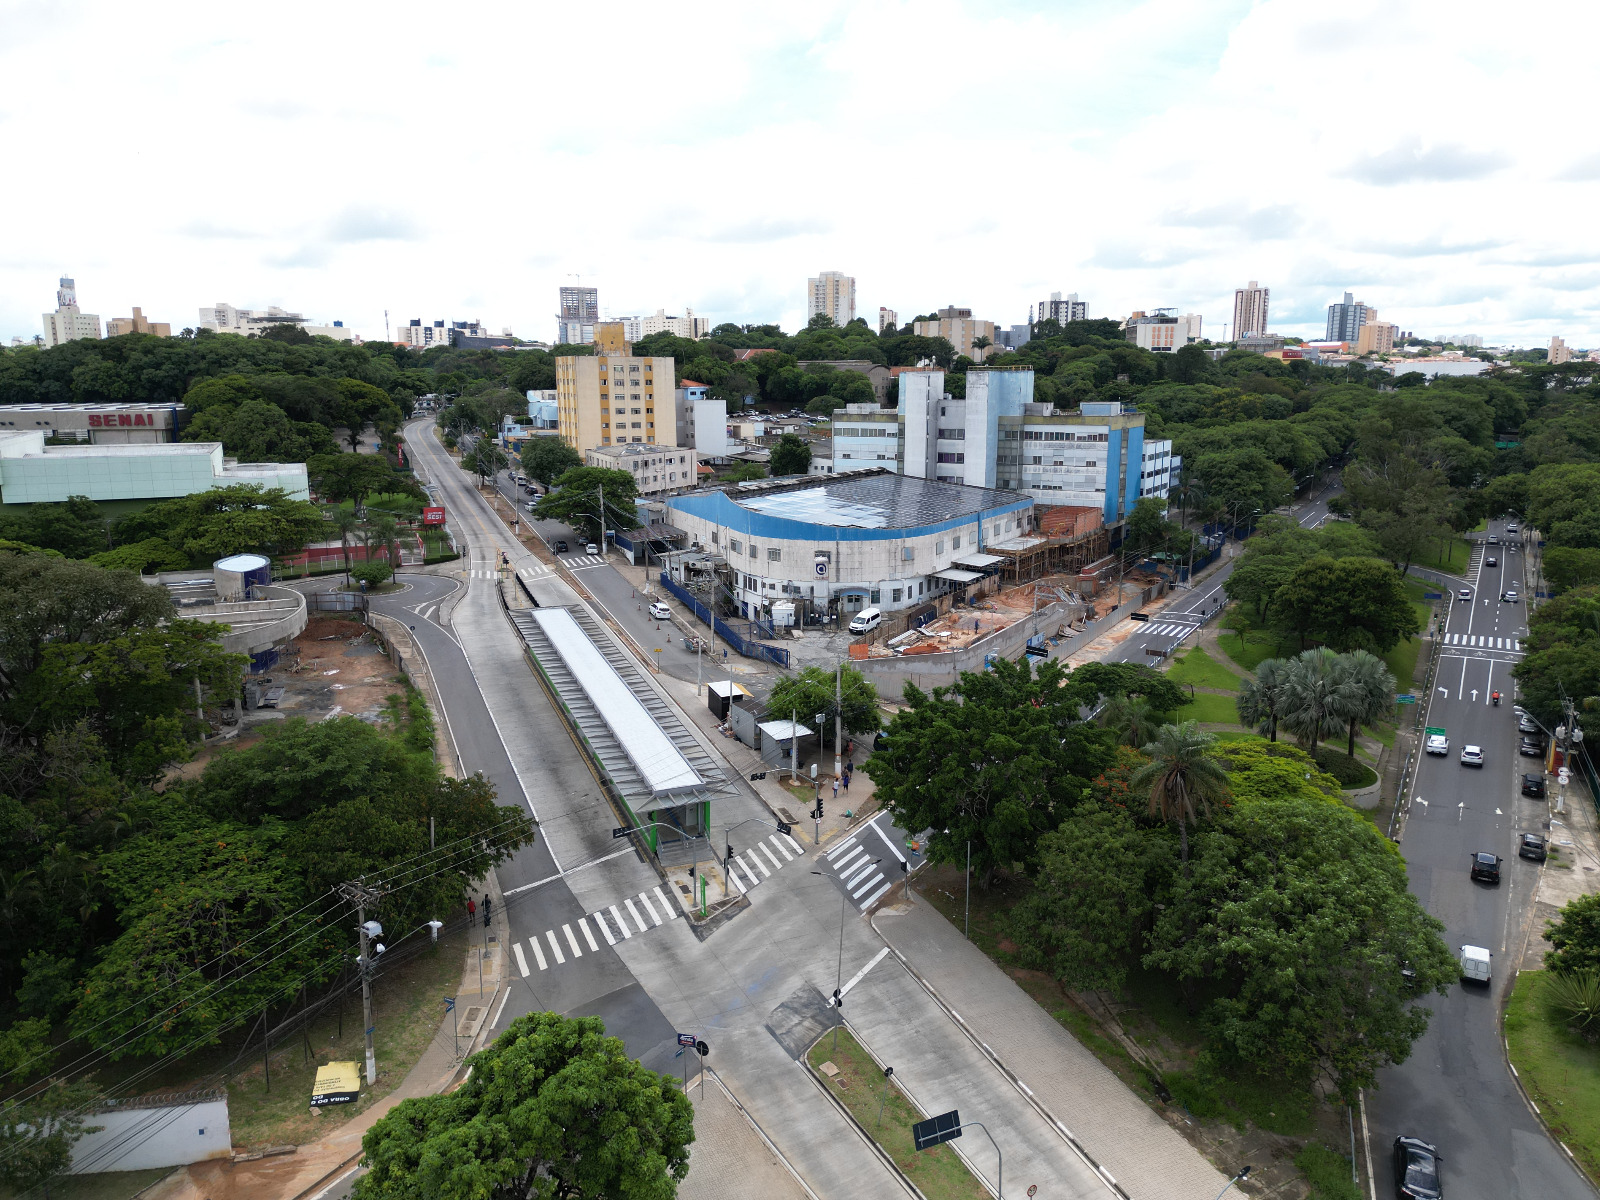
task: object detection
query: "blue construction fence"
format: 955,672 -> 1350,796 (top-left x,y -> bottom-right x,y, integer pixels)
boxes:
1178,545 -> 1222,583
657,572 -> 791,669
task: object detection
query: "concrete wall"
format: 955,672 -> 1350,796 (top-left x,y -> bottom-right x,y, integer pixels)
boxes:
69,1096 -> 231,1174
851,600 -> 1078,696
185,586 -> 307,656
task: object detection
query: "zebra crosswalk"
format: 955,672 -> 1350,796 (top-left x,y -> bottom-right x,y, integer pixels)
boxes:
561,555 -> 607,570
1138,621 -> 1200,640
725,830 -> 808,895
1444,634 -> 1522,650
821,814 -> 908,912
509,886 -> 681,977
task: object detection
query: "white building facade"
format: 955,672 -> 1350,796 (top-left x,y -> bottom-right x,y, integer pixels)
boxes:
1232,280 -> 1269,341
618,309 -> 710,341
199,303 -> 355,341
807,271 -> 856,326
42,277 -> 102,347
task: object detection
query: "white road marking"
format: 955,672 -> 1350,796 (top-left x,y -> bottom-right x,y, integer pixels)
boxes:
578,916 -> 599,951
593,912 -> 616,946
653,886 -> 680,919
826,835 -> 860,861
860,881 -> 893,909
852,871 -> 886,899
610,904 -> 634,938
638,890 -> 664,926
530,937 -> 548,970
624,897 -> 648,932
833,845 -> 866,873
769,834 -> 795,861
757,842 -> 784,871
562,923 -> 583,957
512,942 -> 529,976
546,929 -> 565,965
871,817 -> 908,864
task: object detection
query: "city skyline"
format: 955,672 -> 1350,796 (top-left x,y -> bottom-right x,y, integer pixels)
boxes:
3,2 -> 1598,347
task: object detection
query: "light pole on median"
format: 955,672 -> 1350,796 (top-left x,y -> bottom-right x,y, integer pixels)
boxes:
1215,1165 -> 1253,1199
813,859 -> 880,1053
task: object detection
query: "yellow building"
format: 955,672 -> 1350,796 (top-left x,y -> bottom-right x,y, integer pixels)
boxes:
1355,314 -> 1396,356
556,332 -> 675,451
106,307 -> 172,338
913,306 -> 997,360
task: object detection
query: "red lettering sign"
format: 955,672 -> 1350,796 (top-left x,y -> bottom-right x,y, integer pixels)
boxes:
118,414 -> 132,426
421,506 -> 446,527
134,413 -> 146,426
88,414 -> 102,427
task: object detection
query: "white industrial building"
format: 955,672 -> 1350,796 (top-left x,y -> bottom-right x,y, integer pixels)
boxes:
0,431 -> 308,505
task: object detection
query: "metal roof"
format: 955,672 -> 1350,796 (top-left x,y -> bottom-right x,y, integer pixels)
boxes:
730,472 -> 1029,529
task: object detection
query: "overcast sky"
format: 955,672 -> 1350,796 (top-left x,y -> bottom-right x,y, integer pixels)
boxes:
3,0 -> 1596,349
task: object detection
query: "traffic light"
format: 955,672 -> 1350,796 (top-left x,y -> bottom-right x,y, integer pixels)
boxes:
688,864 -> 696,879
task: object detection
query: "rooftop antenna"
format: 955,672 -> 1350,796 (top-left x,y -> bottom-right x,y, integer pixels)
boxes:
383,309 -> 390,342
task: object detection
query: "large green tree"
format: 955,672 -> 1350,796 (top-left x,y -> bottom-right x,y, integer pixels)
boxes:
533,467 -> 642,541
769,433 -> 813,476
114,484 -> 327,561
353,1012 -> 693,1200
521,438 -> 583,487
866,657 -> 1113,885
1273,554 -> 1420,652
765,665 -> 878,751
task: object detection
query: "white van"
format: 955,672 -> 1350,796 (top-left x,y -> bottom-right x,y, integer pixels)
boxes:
1460,944 -> 1491,985
849,608 -> 883,635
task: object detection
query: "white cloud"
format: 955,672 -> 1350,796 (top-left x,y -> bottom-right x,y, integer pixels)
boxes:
2,0 -> 1599,348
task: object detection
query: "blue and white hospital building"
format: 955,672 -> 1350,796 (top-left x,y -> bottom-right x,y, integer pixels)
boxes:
663,470 -> 1035,622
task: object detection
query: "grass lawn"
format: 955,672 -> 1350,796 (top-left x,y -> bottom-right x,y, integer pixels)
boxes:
808,1027 -> 987,1200
1505,970 -> 1600,1182
1172,692 -> 1243,725
0,1168 -> 173,1200
1165,647 -> 1243,692
1418,536 -> 1472,575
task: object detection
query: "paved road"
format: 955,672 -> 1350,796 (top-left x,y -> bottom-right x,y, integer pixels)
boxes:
402,425 -> 683,1074
1364,517 -> 1593,1200
1103,486 -> 1342,665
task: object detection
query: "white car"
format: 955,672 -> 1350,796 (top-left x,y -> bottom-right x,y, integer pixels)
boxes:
586,542 -> 600,555
1460,744 -> 1484,767
1425,733 -> 1450,755
648,602 -> 672,621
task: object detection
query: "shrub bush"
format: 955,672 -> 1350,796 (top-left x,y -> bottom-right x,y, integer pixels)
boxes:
1311,747 -> 1377,789
1295,1142 -> 1361,1200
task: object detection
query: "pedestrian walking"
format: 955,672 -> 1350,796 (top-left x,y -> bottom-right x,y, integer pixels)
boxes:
482,894 -> 492,926
467,897 -> 476,921
832,778 -> 839,800
842,773 -> 850,792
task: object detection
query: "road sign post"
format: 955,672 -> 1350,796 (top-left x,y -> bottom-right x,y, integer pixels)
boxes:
912,1111 -> 1001,1198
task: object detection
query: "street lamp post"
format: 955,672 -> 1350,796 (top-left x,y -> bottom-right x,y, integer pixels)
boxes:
813,860 -> 880,1053
1215,1165 -> 1253,1199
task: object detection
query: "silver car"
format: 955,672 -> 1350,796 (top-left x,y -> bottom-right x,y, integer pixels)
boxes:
1461,744 -> 1484,767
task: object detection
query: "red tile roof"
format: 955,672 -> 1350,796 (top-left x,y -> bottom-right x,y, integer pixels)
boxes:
680,379 -> 706,388
734,348 -> 779,360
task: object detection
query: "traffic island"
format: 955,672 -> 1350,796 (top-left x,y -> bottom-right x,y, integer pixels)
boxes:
805,1026 -> 988,1200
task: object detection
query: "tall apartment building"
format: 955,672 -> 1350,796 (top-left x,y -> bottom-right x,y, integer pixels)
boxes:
557,286 -> 599,345
399,319 -> 450,348
42,277 -> 102,347
1550,336 -> 1573,365
1038,292 -> 1087,325
1125,310 -> 1201,352
807,271 -> 856,326
829,369 -> 1173,526
555,332 -> 674,452
1231,281 -> 1269,341
1354,314 -> 1397,356
878,306 -> 898,333
616,308 -> 709,341
105,307 -> 171,338
913,307 -> 997,360
1326,292 -> 1370,343
1450,333 -> 1484,348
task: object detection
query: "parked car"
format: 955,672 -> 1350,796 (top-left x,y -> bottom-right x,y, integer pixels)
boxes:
586,542 -> 600,555
1519,713 -> 1540,735
1521,773 -> 1547,798
1520,833 -> 1548,861
849,607 -> 883,634
555,539 -> 568,553
648,601 -> 671,621
1425,732 -> 1450,755
1459,944 -> 1492,986
1520,736 -> 1546,758
1469,851 -> 1502,883
1485,556 -> 1497,567
1456,588 -> 1472,602
1459,745 -> 1484,767
1393,1135 -> 1443,1199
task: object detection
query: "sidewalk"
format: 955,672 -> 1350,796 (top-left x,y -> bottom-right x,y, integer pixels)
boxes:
679,1071 -> 812,1200
872,892 -> 1229,1199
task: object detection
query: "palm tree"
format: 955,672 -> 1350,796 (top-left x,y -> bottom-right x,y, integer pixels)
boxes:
971,335 -> 992,363
1102,694 -> 1159,748
1131,721 -> 1231,869
1330,650 -> 1397,758
1278,648 -> 1360,754
1236,657 -> 1292,741
328,506 -> 363,586
368,514 -> 401,580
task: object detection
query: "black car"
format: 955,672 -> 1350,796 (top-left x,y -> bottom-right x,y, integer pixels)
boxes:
1394,1136 -> 1443,1199
1521,773 -> 1547,798
1470,852 -> 1502,883
1520,833 -> 1548,862
555,540 -> 568,553
1520,736 -> 1546,758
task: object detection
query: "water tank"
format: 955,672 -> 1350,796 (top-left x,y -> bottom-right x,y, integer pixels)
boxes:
214,553 -> 271,602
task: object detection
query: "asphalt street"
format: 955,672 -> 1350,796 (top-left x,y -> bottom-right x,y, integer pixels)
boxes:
1364,518 -> 1592,1200
400,425 -> 682,1074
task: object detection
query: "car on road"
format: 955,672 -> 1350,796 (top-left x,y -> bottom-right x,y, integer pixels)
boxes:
1522,773 -> 1547,798
1520,833 -> 1548,861
1425,732 -> 1450,755
1485,556 -> 1497,567
1393,1135 -> 1443,1199
1460,944 -> 1492,986
1507,522 -> 1519,532
648,601 -> 671,621
525,500 -> 536,511
1460,744 -> 1484,767
1488,534 -> 1500,544
554,539 -> 568,553
1470,851 -> 1502,883
1520,735 -> 1546,757
1456,588 -> 1472,602
1502,590 -> 1519,603
586,542 -> 600,555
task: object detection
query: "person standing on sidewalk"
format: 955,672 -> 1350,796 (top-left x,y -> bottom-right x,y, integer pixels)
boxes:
467,897 -> 476,922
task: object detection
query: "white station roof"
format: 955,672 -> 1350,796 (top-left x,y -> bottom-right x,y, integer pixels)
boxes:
935,568 -> 984,583
758,720 -> 812,740
953,553 -> 1003,568
530,608 -> 702,795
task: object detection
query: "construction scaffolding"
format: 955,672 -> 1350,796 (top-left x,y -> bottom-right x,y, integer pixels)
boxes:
989,525 -> 1113,583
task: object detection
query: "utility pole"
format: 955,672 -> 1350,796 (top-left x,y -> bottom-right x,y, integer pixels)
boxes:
792,706 -> 799,785
596,482 -> 607,558
834,660 -> 844,781
340,879 -> 387,1085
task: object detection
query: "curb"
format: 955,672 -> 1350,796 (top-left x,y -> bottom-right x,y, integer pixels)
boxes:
798,1028 -> 926,1200
869,894 -> 1132,1200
